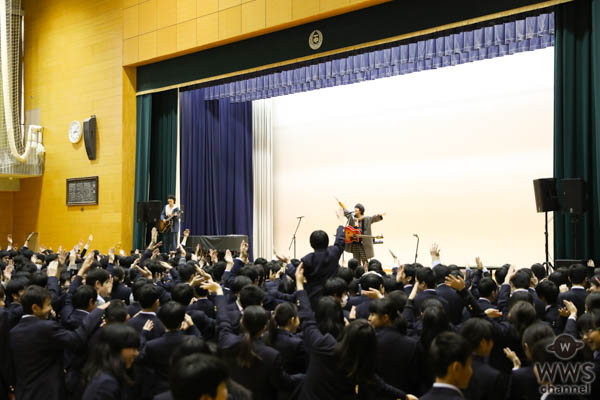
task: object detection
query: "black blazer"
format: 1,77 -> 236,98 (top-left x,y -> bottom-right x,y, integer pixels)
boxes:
188,298 -> 216,318
421,386 -> 464,400
111,283 -> 132,305
8,309 -> 104,400
82,371 -> 127,400
507,366 -> 538,400
355,297 -> 373,320
463,355 -> 507,400
127,301 -> 142,317
215,295 -> 300,400
0,308 -> 9,400
127,312 -> 165,341
436,284 -> 464,325
140,329 -> 201,397
300,225 -> 345,307
414,289 -> 450,315
558,287 -> 588,317
374,326 -> 425,397
295,290 -> 405,400
269,328 -> 307,375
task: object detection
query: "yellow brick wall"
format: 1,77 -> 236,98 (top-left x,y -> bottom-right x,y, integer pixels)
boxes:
123,0 -> 391,65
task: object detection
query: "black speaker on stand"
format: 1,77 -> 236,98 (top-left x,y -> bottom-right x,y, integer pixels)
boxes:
533,178 -> 559,272
558,178 -> 588,259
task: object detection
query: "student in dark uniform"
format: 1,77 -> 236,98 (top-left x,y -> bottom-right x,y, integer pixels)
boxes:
368,297 -> 425,397
420,332 -> 473,400
460,318 -> 507,400
81,324 -> 141,400
127,284 -> 165,340
266,301 -> 307,375
203,280 -> 302,400
0,285 -> 10,400
8,285 -> 105,400
169,354 -> 229,400
294,264 -> 414,400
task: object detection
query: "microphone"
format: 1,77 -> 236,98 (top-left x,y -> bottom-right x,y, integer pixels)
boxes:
297,216 -> 304,219
413,234 -> 419,238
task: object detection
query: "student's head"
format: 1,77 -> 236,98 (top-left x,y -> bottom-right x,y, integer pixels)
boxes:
146,260 -> 166,281
510,270 -> 531,290
20,285 -> 52,319
508,301 -> 537,340
179,263 -> 197,283
238,305 -> 268,368
29,271 -> 48,288
403,263 -> 416,284
460,318 -> 494,357
569,264 -> 588,286
433,265 -> 450,285
478,277 -> 497,300
421,300 -> 450,350
387,290 -> 408,313
6,278 -> 27,303
158,301 -> 187,331
72,285 -> 98,312
429,332 -> 473,389
277,276 -> 295,294
86,268 -> 113,297
347,258 -> 359,272
416,268 -> 436,290
577,311 -> 600,351
589,274 -> 600,293
535,279 -> 558,306
138,284 -> 161,310
508,290 -> 533,311
170,354 -> 228,400
238,265 -> 259,285
315,296 -> 345,339
239,285 -> 264,309
494,265 -> 509,285
323,277 -> 349,305
167,195 -> 176,206
548,271 -> 568,288
368,297 -> 403,330
360,272 -> 384,294
336,268 -> 354,285
531,263 -> 547,281
169,336 -> 212,368
309,230 -> 329,251
585,292 -> 600,313
84,324 -> 140,387
367,259 -> 384,276
231,276 -> 252,297
105,300 -> 129,323
354,203 -> 365,217
521,322 -> 555,361
267,302 -> 299,345
131,277 -> 151,301
171,283 -> 194,306
335,319 -> 376,384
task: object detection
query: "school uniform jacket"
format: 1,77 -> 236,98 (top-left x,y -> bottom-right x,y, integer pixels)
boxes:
8,308 -> 104,400
127,312 -> 165,341
463,355 -> 507,400
82,372 -> 127,400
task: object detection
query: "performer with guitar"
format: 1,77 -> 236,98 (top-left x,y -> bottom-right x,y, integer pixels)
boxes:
337,198 -> 384,266
160,194 -> 180,253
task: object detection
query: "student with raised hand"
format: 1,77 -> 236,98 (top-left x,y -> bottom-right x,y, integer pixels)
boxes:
558,263 -> 590,317
420,332 -> 473,400
139,301 -> 201,398
8,285 -> 107,400
294,263 -> 416,400
266,301 -> 307,375
127,284 -> 165,340
201,278 -> 302,400
300,209 -> 347,307
0,285 -> 9,400
81,324 -> 141,400
368,297 -> 425,397
460,318 -> 507,400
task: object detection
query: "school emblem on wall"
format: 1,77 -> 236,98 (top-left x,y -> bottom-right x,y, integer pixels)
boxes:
309,30 -> 323,50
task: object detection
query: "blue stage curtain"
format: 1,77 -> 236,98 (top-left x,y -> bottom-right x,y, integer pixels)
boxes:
205,12 -> 554,103
180,87 -> 254,257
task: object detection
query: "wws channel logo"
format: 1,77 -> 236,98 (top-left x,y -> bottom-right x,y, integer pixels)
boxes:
535,334 -> 596,395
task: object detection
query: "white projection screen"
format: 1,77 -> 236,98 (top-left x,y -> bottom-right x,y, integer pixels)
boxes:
271,47 -> 554,268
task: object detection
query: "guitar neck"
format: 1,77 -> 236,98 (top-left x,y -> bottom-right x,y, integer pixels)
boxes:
355,234 -> 382,239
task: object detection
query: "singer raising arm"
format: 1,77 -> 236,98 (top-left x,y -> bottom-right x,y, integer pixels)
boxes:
342,203 -> 384,264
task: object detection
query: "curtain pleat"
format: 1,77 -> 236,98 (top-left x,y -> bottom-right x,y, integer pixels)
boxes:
205,12 -> 555,103
132,94 -> 152,250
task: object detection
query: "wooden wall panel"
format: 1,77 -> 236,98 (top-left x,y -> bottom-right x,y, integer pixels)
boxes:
0,192 -> 13,246
126,0 -> 391,65
18,0 -> 128,252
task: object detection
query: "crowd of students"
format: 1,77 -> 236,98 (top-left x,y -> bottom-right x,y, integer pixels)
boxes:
1,216 -> 600,400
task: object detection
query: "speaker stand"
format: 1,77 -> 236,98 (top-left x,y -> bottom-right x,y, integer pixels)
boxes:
544,212 -> 552,273
571,215 -> 580,260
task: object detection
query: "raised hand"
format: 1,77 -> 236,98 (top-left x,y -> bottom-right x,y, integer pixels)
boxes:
504,347 -> 521,369
295,262 -> 305,291
57,248 -> 68,266
485,309 -> 503,319
475,257 -> 483,270
143,319 -> 154,332
430,243 -> 440,259
588,259 -> 595,268
200,280 -> 223,295
240,241 -> 249,263
183,229 -> 190,238
181,314 -> 194,330
224,249 -> 233,264
562,299 -> 578,318
7,234 -> 12,245
445,274 -> 465,292
87,234 -> 93,243
362,288 -> 384,299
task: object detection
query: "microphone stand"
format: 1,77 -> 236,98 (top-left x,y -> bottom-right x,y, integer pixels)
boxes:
289,216 -> 304,259
413,234 -> 420,264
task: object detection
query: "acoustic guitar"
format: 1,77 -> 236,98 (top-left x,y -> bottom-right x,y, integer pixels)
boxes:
159,211 -> 182,233
344,226 -> 383,244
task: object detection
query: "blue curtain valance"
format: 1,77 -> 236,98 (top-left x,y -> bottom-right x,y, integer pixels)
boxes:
205,12 -> 554,103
